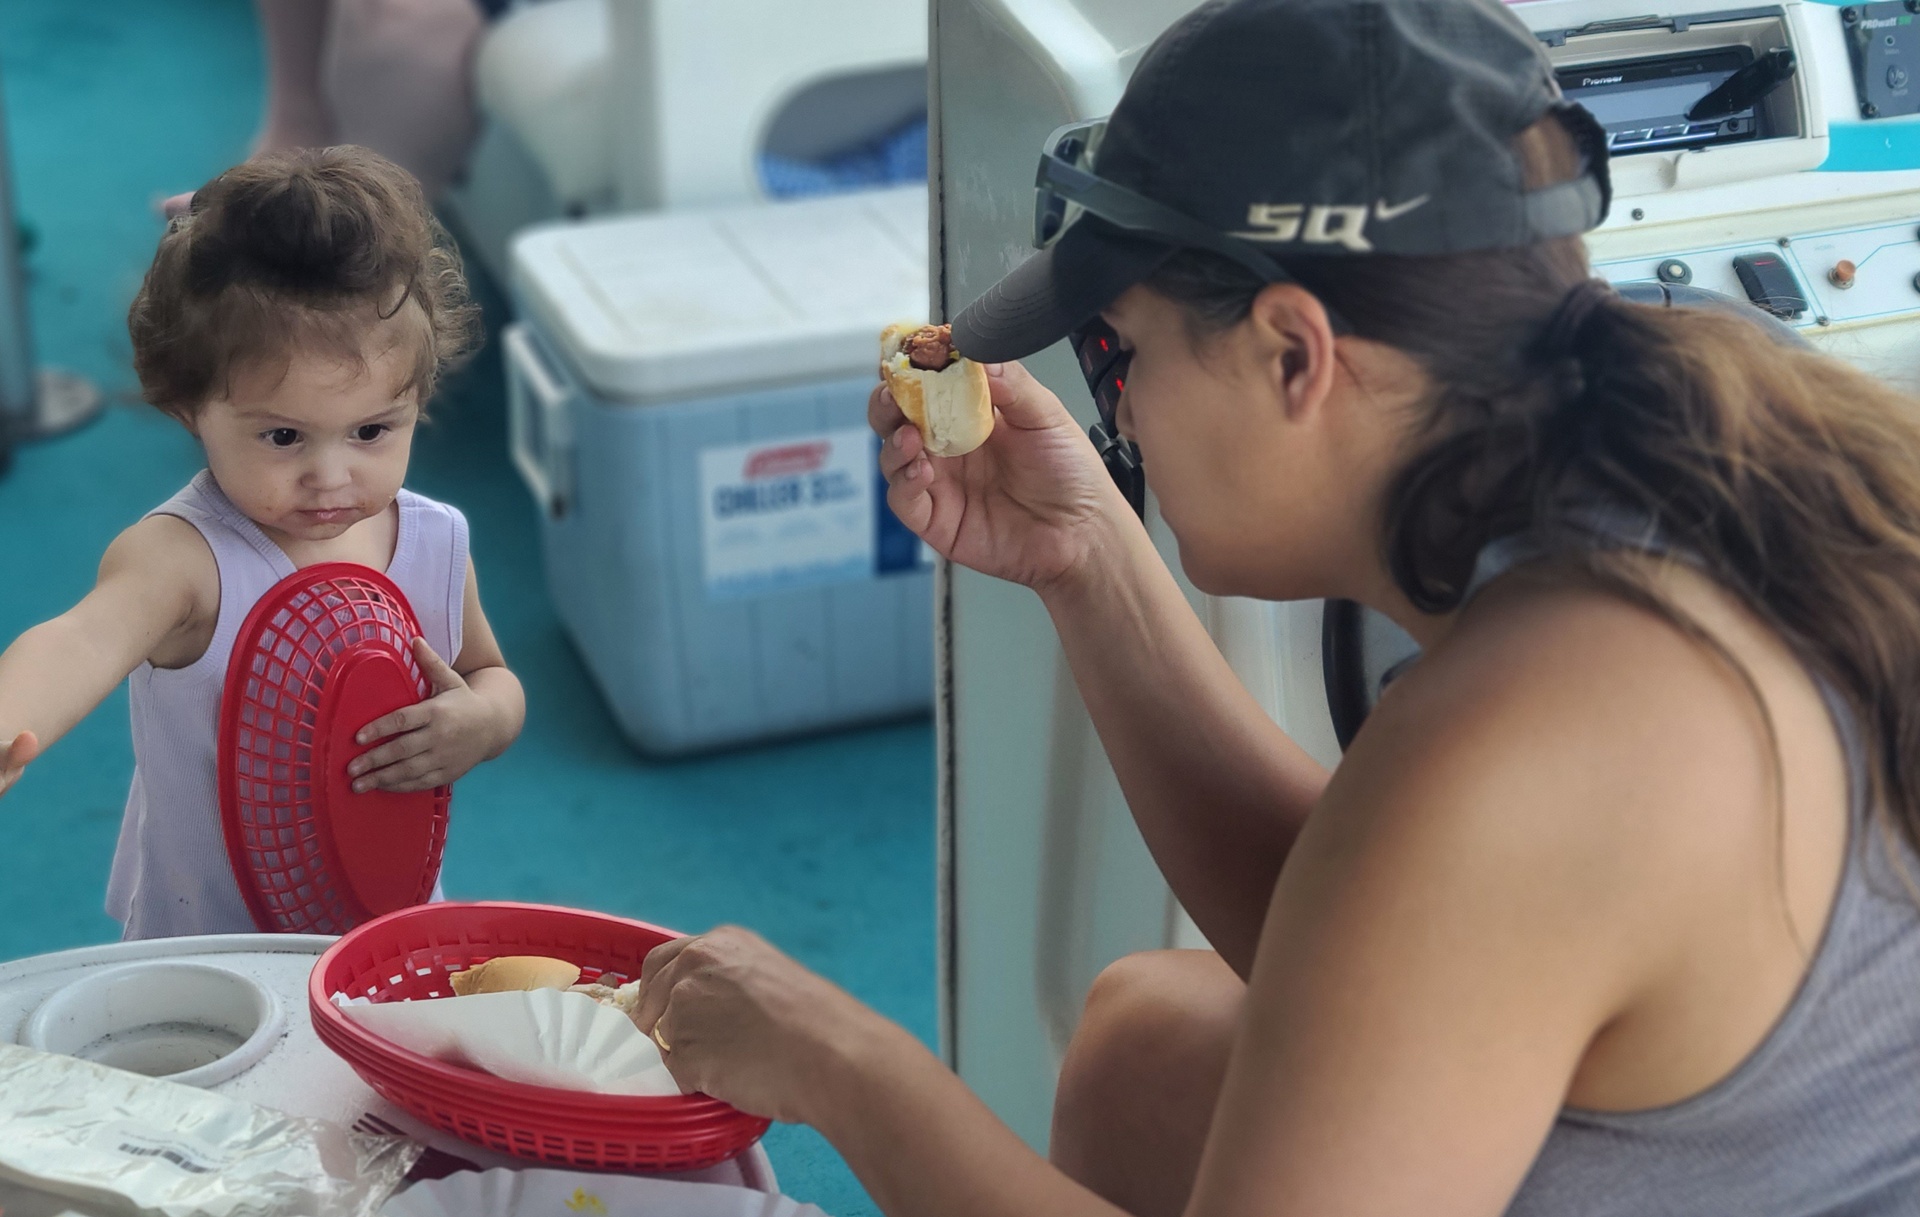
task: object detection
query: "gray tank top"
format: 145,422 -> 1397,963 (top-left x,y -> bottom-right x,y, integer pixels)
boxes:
106,471 -> 468,940
1462,522 -> 1920,1215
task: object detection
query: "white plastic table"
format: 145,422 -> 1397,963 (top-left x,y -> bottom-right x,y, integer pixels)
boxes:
0,934 -> 777,1189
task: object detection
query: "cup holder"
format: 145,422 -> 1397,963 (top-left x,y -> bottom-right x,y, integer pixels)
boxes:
25,961 -> 287,1088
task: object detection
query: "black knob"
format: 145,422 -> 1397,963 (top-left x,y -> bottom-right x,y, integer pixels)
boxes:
1844,6 -> 1860,22
1656,259 -> 1693,285
1910,271 -> 1920,295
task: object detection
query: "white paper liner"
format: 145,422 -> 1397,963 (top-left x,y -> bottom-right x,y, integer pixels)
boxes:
382,1166 -> 828,1217
334,989 -> 680,1096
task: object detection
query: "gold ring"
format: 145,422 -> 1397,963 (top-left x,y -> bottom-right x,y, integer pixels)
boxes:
651,1024 -> 672,1053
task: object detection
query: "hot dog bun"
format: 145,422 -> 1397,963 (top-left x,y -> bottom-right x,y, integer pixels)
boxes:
569,979 -> 643,1015
449,955 -> 582,996
881,323 -> 993,457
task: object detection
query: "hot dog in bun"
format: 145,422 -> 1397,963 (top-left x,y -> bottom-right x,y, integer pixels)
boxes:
881,323 -> 993,457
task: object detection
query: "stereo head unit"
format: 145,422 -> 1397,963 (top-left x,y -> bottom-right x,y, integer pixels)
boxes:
1522,1 -> 1827,197
1560,46 -> 1768,154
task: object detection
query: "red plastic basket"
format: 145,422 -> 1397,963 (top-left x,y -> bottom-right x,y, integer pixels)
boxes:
309,902 -> 772,1171
219,563 -> 450,935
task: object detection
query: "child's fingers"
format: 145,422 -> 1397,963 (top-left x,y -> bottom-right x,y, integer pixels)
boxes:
357,704 -> 432,745
369,768 -> 448,794
348,731 -> 432,782
358,752 -> 445,793
412,637 -> 467,694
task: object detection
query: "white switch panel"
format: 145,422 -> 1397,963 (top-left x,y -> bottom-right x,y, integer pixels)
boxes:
1594,222 -> 1920,329
1595,242 -> 1805,321
1784,222 -> 1920,324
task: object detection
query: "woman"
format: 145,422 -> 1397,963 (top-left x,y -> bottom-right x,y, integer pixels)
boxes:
626,0 -> 1920,1212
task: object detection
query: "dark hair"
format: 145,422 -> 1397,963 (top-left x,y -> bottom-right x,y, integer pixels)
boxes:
127,146 -> 481,420
1145,115 -> 1920,881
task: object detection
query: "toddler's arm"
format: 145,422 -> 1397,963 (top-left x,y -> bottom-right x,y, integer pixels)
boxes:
347,556 -> 526,793
0,517 -> 213,799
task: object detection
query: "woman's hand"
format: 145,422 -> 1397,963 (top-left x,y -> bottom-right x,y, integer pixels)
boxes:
628,926 -> 904,1125
874,360 -> 1134,593
0,731 -> 39,799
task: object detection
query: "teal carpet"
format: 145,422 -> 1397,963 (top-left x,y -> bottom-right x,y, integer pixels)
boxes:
0,3 -> 935,1213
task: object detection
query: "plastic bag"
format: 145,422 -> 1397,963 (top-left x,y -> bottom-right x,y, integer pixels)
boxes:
0,1043 -> 420,1217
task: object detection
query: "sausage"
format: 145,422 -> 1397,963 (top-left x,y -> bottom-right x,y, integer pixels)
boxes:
904,324 -> 957,371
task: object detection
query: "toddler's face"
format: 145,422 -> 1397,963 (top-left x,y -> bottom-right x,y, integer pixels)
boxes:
193,339 -> 420,547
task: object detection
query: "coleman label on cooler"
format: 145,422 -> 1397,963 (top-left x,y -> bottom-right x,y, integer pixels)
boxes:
701,428 -> 877,598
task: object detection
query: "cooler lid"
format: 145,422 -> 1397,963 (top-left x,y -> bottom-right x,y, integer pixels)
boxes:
510,186 -> 929,403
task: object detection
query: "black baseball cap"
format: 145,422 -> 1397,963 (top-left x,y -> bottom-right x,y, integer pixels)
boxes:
951,0 -> 1611,363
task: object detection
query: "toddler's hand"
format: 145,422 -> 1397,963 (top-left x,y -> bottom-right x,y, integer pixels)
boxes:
0,731 -> 39,799
347,640 -> 500,794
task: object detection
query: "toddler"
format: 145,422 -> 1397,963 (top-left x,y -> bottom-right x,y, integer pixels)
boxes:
0,147 -> 525,938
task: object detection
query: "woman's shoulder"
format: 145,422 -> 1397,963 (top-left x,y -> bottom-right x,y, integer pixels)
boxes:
1327,567 -> 1807,912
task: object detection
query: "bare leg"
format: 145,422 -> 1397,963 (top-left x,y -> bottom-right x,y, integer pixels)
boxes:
161,0 -> 337,217
1051,950 -> 1243,1217
255,0 -> 337,151
321,0 -> 486,199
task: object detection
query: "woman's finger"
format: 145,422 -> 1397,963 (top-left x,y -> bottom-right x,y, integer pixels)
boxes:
629,937 -> 697,1033
641,935 -> 697,985
878,421 -> 924,479
981,359 -> 1069,430
867,381 -> 906,435
886,460 -> 935,536
651,995 -> 678,1054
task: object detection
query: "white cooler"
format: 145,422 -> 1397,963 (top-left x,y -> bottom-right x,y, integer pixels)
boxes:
506,186 -> 934,755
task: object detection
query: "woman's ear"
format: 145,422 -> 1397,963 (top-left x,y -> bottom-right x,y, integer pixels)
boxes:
1247,282 -> 1339,423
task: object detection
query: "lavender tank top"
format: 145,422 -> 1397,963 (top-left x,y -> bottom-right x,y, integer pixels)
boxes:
106,470 -> 469,940
1466,518 -> 1920,1214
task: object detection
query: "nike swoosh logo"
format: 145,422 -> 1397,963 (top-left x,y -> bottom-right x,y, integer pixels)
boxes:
1373,195 -> 1431,222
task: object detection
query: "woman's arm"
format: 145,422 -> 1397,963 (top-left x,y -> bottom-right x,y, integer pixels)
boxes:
636,577 -> 1790,1217
629,928 -> 1133,1217
877,361 -> 1327,974
1040,516 -> 1328,974
0,517 -> 210,797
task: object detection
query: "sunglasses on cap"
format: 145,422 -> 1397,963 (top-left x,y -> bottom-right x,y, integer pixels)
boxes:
1038,119 -> 1347,519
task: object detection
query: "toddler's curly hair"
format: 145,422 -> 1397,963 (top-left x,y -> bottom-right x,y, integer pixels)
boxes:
128,146 -> 482,421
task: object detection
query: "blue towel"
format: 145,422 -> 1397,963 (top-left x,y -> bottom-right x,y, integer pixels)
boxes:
760,117 -> 928,199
